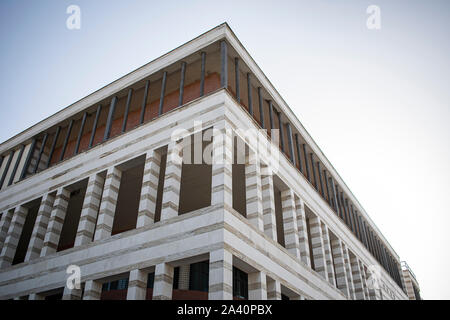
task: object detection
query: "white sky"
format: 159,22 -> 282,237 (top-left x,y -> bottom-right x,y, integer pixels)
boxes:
0,0 -> 449,299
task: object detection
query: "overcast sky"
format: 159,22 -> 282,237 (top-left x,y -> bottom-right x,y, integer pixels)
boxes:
1,0 -> 449,299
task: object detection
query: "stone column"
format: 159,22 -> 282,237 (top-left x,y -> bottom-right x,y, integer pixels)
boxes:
351,255 -> 367,300
136,150 -> 161,227
75,173 -> 105,246
248,270 -> 267,300
281,189 -> 300,259
359,261 -> 371,299
397,261 -> 407,294
83,280 -> 102,300
308,216 -> 328,281
62,286 -> 82,300
245,151 -> 264,231
402,268 -> 416,300
295,196 -> 311,267
94,167 -> 121,241
343,244 -> 356,299
160,141 -> 182,221
0,206 -> 28,267
211,125 -> 233,208
330,238 -> 350,297
321,223 -> 336,286
40,188 -> 70,256
0,209 -> 14,248
127,269 -> 148,300
25,192 -> 56,261
208,248 -> 233,300
153,262 -> 174,300
266,278 -> 282,300
261,172 -> 277,240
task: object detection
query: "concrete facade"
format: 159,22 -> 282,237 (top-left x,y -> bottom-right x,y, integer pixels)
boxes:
0,23 -> 415,300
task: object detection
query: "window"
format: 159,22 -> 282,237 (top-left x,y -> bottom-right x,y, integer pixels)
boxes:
274,185 -> 285,247
111,158 -> 145,235
233,267 -> 248,300
305,216 -> 315,271
12,200 -> 40,265
189,261 -> 209,292
147,273 -> 155,289
173,267 -> 180,289
44,292 -> 63,300
102,277 -> 129,292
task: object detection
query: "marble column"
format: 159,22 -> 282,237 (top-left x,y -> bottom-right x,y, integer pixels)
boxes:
94,167 -> 121,241
308,216 -> 328,281
83,279 -> 102,300
321,224 -> 336,286
281,189 -> 300,259
211,125 -> 233,208
160,141 -> 183,221
136,150 -> 161,227
295,196 -> 311,267
40,188 -> 70,256
25,192 -> 56,261
261,172 -> 277,240
153,262 -> 174,300
127,269 -> 148,300
245,151 -> 264,231
248,270 -> 267,300
208,248 -> 233,300
0,206 -> 28,267
75,173 -> 105,246
266,278 -> 282,300
330,238 -> 350,297
0,209 -> 14,248
351,255 -> 367,300
343,243 -> 356,299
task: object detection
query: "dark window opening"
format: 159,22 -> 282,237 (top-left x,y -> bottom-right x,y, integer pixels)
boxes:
179,131 -> 212,214
173,267 -> 180,289
232,138 -> 246,217
274,185 -> 285,247
305,216 -> 315,271
12,200 -> 41,265
147,272 -> 155,289
58,183 -> 88,252
111,159 -> 145,235
233,267 -> 248,300
44,292 -> 63,300
189,261 -> 209,292
102,278 -> 129,292
154,152 -> 167,222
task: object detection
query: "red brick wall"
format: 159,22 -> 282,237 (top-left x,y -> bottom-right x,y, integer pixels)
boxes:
50,73 -> 220,165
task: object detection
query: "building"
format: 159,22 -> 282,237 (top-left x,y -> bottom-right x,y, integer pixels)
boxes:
0,23 -> 416,300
